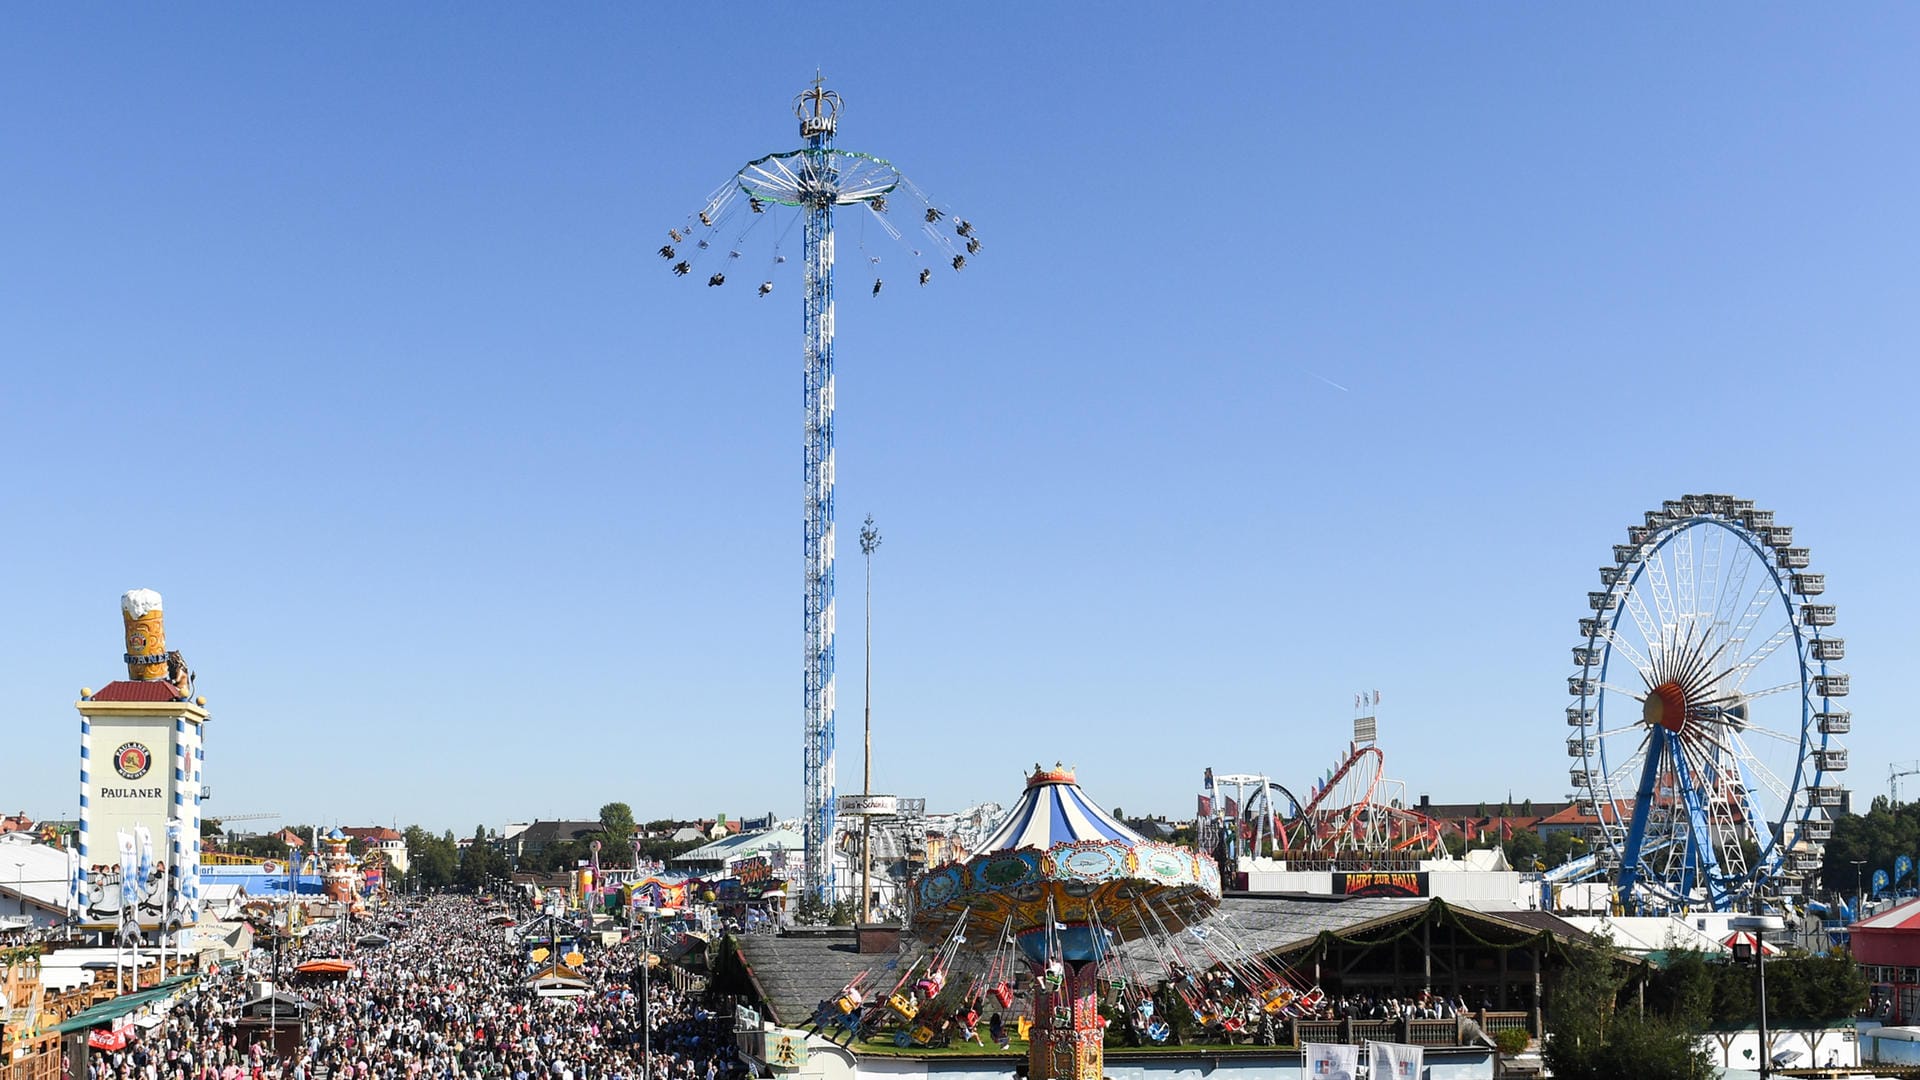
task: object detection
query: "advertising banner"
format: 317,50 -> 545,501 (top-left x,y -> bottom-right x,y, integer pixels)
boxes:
85,715 -> 177,868
837,794 -> 898,816
1333,871 -> 1428,898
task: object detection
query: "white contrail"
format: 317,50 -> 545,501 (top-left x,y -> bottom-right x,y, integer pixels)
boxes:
1307,371 -> 1351,392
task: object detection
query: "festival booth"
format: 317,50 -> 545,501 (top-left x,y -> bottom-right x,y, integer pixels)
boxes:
236,988 -> 308,1059
293,958 -> 356,978
527,965 -> 589,999
1852,897 -> 1920,1025
52,975 -> 197,1078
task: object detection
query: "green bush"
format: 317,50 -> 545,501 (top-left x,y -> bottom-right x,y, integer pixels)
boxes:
1494,1028 -> 1530,1055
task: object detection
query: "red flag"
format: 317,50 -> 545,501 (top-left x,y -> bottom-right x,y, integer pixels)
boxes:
1225,796 -> 1241,820
1197,794 -> 1214,818
1500,820 -> 1513,842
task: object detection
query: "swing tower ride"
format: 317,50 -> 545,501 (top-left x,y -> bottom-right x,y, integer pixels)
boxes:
664,79 -> 979,905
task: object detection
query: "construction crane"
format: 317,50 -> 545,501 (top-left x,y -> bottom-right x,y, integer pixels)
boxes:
1892,763 -> 1920,806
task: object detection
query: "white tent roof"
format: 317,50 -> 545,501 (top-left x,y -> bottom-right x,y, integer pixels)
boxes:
0,833 -> 73,913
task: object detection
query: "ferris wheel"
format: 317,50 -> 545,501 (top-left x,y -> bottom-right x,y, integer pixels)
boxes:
1567,494 -> 1850,913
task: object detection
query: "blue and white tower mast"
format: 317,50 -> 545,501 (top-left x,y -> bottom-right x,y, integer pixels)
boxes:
664,77 -> 981,909
797,77 -> 841,907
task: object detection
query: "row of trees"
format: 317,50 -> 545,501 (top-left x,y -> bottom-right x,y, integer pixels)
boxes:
511,803 -> 711,874
1545,941 -> 1865,1079
390,803 -> 712,890
207,802 -> 718,892
1819,794 -> 1920,896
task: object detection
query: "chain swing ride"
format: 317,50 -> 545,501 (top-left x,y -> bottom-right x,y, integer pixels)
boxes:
664,77 -> 982,904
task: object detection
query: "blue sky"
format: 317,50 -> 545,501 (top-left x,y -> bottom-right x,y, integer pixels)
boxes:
3,7 -> 1917,834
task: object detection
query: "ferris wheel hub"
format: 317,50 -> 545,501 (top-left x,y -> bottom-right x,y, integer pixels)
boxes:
1644,681 -> 1688,733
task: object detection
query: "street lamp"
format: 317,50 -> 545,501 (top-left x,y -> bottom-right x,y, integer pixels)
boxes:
635,905 -> 656,1080
858,514 -> 882,925
1852,859 -> 1868,917
1730,915 -> 1783,1080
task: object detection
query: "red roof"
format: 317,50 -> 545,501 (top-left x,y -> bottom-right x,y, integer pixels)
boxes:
1851,898 -> 1920,968
90,680 -> 187,702
343,827 -> 403,842
1856,897 -> 1920,933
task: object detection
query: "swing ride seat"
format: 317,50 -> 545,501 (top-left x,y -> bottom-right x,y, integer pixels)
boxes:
992,983 -> 1015,1009
886,994 -> 919,1021
910,1025 -> 937,1046
1260,990 -> 1297,1014
835,995 -> 860,1014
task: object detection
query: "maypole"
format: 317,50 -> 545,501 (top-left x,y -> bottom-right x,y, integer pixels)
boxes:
664,77 -> 981,909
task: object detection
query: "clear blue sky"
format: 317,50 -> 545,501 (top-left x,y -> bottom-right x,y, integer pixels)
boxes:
4,7 -> 1917,835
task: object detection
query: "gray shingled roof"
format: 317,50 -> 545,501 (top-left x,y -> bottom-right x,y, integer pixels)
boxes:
734,928 -> 883,1026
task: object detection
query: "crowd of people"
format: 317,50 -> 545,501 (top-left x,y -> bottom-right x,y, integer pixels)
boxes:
74,896 -> 746,1080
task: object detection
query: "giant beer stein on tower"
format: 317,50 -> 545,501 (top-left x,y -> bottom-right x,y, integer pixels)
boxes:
121,588 -> 170,682
76,590 -> 208,929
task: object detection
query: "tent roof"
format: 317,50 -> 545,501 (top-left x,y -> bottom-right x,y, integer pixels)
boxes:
977,767 -> 1142,852
53,975 -> 197,1033
295,958 -> 355,975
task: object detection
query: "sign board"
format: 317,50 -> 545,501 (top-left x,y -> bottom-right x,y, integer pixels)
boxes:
1354,716 -> 1377,743
768,1029 -> 810,1069
1332,871 -> 1428,898
838,794 -> 898,816
734,1004 -> 761,1032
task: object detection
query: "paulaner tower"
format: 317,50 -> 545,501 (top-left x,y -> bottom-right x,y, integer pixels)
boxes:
75,589 -> 205,928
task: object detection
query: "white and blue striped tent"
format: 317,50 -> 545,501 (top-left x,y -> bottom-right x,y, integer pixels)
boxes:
978,767 -> 1145,852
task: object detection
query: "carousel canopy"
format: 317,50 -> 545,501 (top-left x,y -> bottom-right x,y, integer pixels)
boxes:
977,765 -> 1143,852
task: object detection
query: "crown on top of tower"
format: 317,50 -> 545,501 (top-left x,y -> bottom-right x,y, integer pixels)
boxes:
795,72 -> 840,137
1027,762 -> 1077,788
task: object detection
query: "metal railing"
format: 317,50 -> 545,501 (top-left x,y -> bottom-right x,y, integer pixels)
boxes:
1277,1010 -> 1534,1046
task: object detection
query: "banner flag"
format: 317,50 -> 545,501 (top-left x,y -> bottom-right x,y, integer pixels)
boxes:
117,830 -> 139,915
1305,1042 -> 1359,1079
1368,1040 -> 1424,1080
66,844 -> 84,918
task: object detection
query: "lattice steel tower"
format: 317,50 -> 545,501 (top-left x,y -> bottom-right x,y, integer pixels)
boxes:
663,77 -> 979,906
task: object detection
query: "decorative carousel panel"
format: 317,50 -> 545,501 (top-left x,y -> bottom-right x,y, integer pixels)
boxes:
1052,841 -> 1129,883
969,850 -> 1042,893
917,865 -> 965,908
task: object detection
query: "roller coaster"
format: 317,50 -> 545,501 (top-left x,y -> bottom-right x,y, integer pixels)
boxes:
1201,716 -> 1446,871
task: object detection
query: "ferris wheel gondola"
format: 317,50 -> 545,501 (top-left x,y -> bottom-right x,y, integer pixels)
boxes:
1567,494 -> 1849,913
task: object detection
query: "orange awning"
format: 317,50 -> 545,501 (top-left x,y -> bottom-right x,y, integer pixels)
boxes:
295,958 -> 356,975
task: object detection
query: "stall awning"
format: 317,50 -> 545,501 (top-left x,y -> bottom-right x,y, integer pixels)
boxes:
53,975 -> 198,1034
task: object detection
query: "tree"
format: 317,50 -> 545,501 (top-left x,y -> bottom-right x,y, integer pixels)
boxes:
402,825 -> 458,890
597,802 -> 638,867
1821,797 -> 1920,896
1543,940 -> 1713,1080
